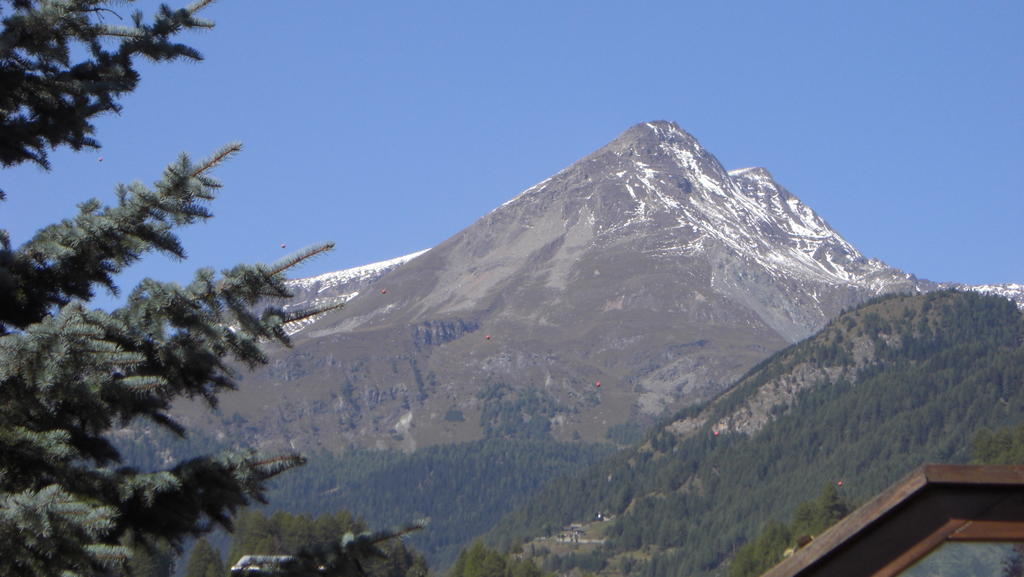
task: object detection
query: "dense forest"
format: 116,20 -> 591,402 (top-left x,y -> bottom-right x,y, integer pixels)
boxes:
449,542 -> 552,577
264,440 -> 616,567
486,291 -> 1024,577
726,484 -> 851,577
726,421 -> 1024,577
116,432 -> 614,571
971,423 -> 1024,465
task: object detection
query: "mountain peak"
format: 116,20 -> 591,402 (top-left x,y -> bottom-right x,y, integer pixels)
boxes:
190,121 -> 935,454
606,121 -> 700,155
635,120 -> 689,138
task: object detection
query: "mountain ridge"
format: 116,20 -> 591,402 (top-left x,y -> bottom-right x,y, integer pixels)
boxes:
175,121 -> 1018,453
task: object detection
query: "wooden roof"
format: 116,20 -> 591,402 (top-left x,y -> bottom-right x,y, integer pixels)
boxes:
760,464 -> 1024,577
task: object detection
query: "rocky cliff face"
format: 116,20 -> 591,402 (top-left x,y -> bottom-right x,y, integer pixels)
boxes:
175,122 -> 957,452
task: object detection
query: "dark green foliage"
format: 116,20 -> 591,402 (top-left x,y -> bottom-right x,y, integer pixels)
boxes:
0,0 -> 217,169
488,291 -> 1024,577
118,434 -> 614,573
263,440 -> 615,570
542,549 -> 607,574
225,509 -> 428,577
183,538 -> 222,577
0,3 -> 344,575
478,384 -> 566,440
0,140 -> 336,574
789,484 -> 849,538
115,432 -> 613,572
126,540 -> 174,577
728,484 -> 851,577
972,424 -> 1024,464
727,522 -> 791,577
604,423 -> 645,447
449,541 -> 550,577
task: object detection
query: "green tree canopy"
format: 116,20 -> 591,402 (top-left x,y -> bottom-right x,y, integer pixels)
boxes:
972,424 -> 1024,465
0,0 -> 218,170
183,538 -> 223,577
449,541 -> 548,577
728,484 -> 851,577
0,2 -> 341,575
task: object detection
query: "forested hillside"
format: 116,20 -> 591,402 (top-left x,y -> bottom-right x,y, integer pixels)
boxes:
116,432 -> 613,570
727,422 -> 1024,577
487,291 -> 1024,577
264,440 -> 616,568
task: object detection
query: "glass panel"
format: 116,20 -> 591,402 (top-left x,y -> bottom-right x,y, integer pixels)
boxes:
899,542 -> 1024,577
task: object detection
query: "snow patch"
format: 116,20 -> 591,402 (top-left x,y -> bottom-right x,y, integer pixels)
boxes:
963,283 -> 1024,309
283,249 -> 428,335
288,249 -> 429,293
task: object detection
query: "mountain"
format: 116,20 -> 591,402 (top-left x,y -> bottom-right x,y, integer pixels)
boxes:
486,290 -> 1024,577
176,121 -> 981,451
281,249 -> 429,335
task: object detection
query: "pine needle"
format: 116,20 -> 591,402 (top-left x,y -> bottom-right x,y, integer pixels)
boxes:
268,242 -> 336,276
186,0 -> 218,15
190,143 -> 242,178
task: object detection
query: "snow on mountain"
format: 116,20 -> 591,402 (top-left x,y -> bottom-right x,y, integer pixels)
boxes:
288,249 -> 430,294
493,122 -> 897,293
960,283 -> 1024,309
282,249 -> 428,334
617,122 -> 887,286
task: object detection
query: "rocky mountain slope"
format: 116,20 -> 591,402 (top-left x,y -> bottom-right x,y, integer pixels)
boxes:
175,121 -> 1006,452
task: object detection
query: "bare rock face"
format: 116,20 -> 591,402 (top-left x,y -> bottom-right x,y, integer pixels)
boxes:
177,122 -> 961,452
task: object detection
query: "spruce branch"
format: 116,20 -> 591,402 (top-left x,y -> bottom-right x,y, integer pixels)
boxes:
1,143 -> 245,331
0,0 -> 225,168
281,297 -> 347,326
115,375 -> 169,394
186,0 -> 217,16
268,241 -> 337,277
97,27 -> 143,38
0,4 -> 349,575
190,141 -> 242,178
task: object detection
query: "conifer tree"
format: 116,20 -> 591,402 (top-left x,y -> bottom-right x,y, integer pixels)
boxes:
183,538 -> 222,577
972,425 -> 1024,464
449,541 -> 548,577
0,2 -> 342,575
0,0 -> 221,170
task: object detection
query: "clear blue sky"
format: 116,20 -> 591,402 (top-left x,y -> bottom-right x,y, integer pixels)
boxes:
4,1 -> 1022,306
